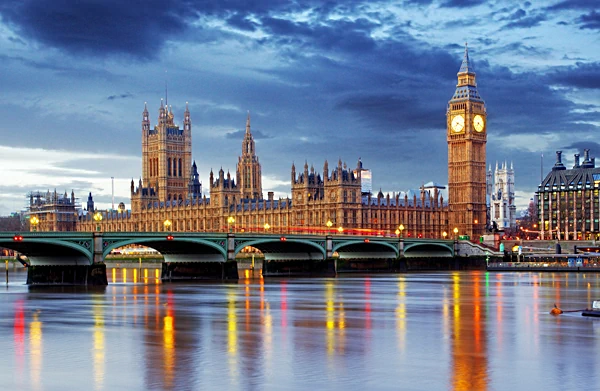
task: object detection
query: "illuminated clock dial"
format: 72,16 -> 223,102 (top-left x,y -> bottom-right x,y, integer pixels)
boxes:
473,114 -> 485,132
451,115 -> 464,132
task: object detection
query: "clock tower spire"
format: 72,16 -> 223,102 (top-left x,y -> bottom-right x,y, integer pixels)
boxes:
447,43 -> 487,239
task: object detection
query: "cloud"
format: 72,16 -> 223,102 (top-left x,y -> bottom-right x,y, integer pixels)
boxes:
441,0 -> 486,8
225,129 -> 272,139
547,0 -> 597,11
0,0 -> 192,59
502,14 -> 547,30
577,11 -> 600,30
546,62 -> 600,89
107,92 -> 134,101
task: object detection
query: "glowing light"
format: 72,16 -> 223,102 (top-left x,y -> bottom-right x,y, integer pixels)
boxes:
30,312 -> 42,390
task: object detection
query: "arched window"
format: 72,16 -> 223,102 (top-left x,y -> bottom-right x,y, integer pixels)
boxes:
168,158 -> 172,176
178,159 -> 182,177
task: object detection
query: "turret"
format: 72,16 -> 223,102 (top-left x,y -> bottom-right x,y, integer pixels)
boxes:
291,163 -> 296,183
142,102 -> 150,133
87,192 -> 94,212
184,101 -> 191,132
158,99 -> 166,125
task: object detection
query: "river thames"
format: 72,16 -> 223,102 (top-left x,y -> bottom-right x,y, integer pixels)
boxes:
1,268 -> 599,391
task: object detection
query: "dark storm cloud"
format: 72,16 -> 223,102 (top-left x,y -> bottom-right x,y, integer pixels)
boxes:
546,0 -> 596,11
546,62 -> 600,90
473,60 -> 599,137
225,129 -> 271,140
564,142 -> 600,155
441,0 -> 486,8
335,93 -> 440,130
501,14 -> 547,30
577,11 -> 600,30
107,92 -> 134,101
0,0 -> 191,59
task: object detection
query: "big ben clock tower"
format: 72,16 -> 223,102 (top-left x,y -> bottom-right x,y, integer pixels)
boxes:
447,44 -> 487,239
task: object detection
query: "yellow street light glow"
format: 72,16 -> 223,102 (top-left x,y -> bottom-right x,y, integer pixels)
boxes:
30,216 -> 39,232
163,219 -> 172,231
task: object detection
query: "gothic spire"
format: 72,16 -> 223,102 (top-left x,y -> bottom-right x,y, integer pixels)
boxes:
459,42 -> 473,74
246,111 -> 251,135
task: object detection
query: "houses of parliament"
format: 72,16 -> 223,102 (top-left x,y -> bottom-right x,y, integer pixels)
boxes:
34,46 -> 488,239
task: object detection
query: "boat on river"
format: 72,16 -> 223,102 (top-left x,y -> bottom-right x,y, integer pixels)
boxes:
582,301 -> 600,317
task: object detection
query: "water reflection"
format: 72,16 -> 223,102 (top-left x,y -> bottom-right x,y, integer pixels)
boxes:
3,271 -> 600,390
92,296 -> 105,390
29,311 -> 42,391
110,267 -> 162,285
450,272 -> 489,391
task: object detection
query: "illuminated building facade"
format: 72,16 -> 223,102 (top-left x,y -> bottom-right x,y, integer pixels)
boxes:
537,149 -> 600,240
46,47 -> 498,238
75,101 -> 448,236
486,161 -> 516,231
27,190 -> 79,232
447,44 -> 487,239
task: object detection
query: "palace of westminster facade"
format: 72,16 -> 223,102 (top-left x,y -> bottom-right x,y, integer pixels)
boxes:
38,47 -> 489,239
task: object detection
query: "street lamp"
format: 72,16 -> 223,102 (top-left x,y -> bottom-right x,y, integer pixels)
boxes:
398,224 -> 404,238
227,216 -> 235,233
442,231 -> 447,240
30,216 -> 39,232
326,220 -> 333,234
93,212 -> 103,232
453,227 -> 458,240
264,222 -> 270,233
395,228 -> 400,238
163,219 -> 172,232
338,226 -> 344,235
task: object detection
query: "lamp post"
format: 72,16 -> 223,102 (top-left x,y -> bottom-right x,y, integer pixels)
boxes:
337,226 -> 343,235
30,216 -> 39,232
398,224 -> 404,238
442,231 -> 447,240
163,219 -> 172,233
93,212 -> 103,232
453,227 -> 458,240
227,216 -> 235,233
264,222 -> 270,233
326,220 -> 333,234
395,228 -> 400,238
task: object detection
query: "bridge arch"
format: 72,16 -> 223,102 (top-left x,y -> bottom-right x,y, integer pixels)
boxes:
103,238 -> 228,262
234,238 -> 326,260
0,237 -> 94,264
333,240 -> 399,259
403,242 -> 453,257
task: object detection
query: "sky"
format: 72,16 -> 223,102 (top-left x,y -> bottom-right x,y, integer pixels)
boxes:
0,0 -> 598,216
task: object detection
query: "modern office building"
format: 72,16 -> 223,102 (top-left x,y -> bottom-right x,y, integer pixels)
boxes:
537,149 -> 600,240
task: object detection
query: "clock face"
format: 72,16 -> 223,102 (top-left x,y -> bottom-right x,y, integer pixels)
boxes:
451,115 -> 465,132
473,114 -> 485,132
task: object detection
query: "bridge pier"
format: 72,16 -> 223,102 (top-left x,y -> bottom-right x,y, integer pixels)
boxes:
27,264 -> 108,285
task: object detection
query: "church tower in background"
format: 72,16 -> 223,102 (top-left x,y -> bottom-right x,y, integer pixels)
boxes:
237,112 -> 263,199
447,44 -> 487,238
141,100 -> 192,202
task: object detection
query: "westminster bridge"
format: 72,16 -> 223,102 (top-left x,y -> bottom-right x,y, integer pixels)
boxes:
0,232 -> 492,285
